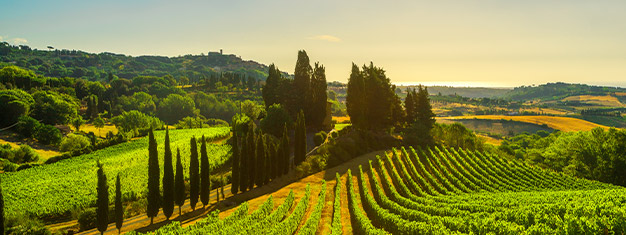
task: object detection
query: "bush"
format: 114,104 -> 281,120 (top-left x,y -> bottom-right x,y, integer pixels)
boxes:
60,134 -> 92,153
260,104 -> 292,137
77,208 -> 97,231
35,124 -> 63,145
12,145 -> 40,163
44,153 -> 73,164
314,131 -> 327,146
4,212 -> 51,235
1,158 -> 19,172
15,115 -> 42,138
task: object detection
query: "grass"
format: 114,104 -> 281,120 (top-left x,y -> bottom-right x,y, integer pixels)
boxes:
332,116 -> 350,123
0,133 -> 61,162
78,122 -> 118,138
440,115 -> 610,132
334,124 -> 351,131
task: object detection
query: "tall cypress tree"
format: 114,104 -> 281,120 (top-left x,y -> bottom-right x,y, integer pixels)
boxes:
96,161 -> 109,235
231,132 -> 240,195
147,129 -> 160,224
255,133 -> 265,187
310,62 -> 328,128
270,140 -> 277,181
293,50 -> 313,117
189,136 -> 200,210
162,128 -> 174,220
405,88 -> 416,123
281,124 -> 290,175
262,64 -> 283,108
346,63 -> 367,129
200,136 -> 211,207
264,136 -> 271,185
174,148 -> 185,216
0,178 -> 4,235
239,130 -> 248,192
294,110 -> 306,166
247,126 -> 256,190
115,173 -> 123,234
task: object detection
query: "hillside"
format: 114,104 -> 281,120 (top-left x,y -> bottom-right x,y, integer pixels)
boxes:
500,82 -> 626,101
0,42 -> 283,82
121,146 -> 626,234
440,115 -> 610,132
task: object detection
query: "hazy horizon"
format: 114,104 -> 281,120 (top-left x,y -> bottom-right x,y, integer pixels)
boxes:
2,0 -> 626,87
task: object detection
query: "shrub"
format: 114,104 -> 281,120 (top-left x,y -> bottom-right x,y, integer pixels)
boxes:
4,212 -> 51,235
60,134 -> 92,153
35,124 -> 62,145
15,115 -> 42,138
260,104 -> 292,137
314,131 -> 327,146
77,208 -> 97,231
12,145 -> 40,163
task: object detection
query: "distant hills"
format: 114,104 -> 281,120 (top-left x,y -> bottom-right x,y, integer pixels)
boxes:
0,42 -> 280,82
501,82 -> 626,101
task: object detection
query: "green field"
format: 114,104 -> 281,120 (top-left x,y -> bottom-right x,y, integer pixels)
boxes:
0,127 -> 231,219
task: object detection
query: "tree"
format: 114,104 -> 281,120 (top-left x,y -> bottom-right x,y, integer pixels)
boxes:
310,62 -> 328,128
246,123 -> 256,191
0,89 -> 34,127
157,94 -> 197,124
31,90 -> 79,125
0,178 -> 4,235
93,117 -> 105,136
404,88 -> 417,123
200,136 -> 211,207
174,148 -> 185,215
346,63 -> 366,129
293,50 -> 313,119
259,104 -> 292,137
264,136 -> 271,184
262,64 -> 283,108
189,136 -> 200,210
415,85 -> 435,128
231,132 -> 240,195
147,129 -> 160,224
96,161 -> 109,235
294,110 -> 307,166
255,133 -> 265,187
111,110 -> 163,134
281,124 -> 290,175
270,140 -> 277,181
162,128 -> 175,220
115,174 -> 123,234
71,116 -> 85,132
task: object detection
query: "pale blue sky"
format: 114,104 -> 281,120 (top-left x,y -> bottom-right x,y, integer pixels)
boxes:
2,0 -> 626,87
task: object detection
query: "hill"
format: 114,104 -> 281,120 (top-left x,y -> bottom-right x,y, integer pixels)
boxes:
500,82 -> 626,101
0,42 -> 284,82
440,115 -> 610,132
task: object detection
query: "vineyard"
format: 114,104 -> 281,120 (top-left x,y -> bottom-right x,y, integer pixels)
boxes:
125,146 -> 626,234
0,127 -> 231,219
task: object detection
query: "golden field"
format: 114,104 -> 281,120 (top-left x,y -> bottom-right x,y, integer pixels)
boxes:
562,95 -> 625,107
440,115 -> 610,132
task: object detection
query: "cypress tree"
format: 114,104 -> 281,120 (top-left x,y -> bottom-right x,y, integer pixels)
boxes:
310,62 -> 328,128
270,140 -> 277,181
91,95 -> 99,119
231,132 -> 240,195
405,88 -> 416,123
0,178 -> 4,235
247,126 -> 256,190
264,136 -> 271,184
162,128 -> 175,220
255,133 -> 265,187
147,129 -> 160,224
293,50 -> 313,117
96,161 -> 109,235
189,136 -> 200,210
346,63 -> 366,129
262,64 -> 282,108
294,110 -> 306,166
239,130 -> 248,192
200,136 -> 211,207
174,148 -> 185,216
281,124 -> 290,175
115,174 -> 123,234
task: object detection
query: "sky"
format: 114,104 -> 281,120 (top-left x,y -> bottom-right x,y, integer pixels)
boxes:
1,0 -> 626,87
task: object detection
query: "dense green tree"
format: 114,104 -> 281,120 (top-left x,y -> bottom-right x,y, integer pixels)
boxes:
264,136 -> 272,184
310,62 -> 328,128
281,124 -> 290,175
36,124 -> 63,145
111,110 -> 163,134
246,123 -> 256,190
115,173 -> 123,234
346,63 -> 367,129
0,89 -> 34,127
200,136 -> 211,207
262,64 -> 283,108
157,94 -> 197,124
174,148 -> 185,215
71,116 -> 85,132
162,128 -> 175,220
31,90 -> 79,125
96,161 -> 109,235
189,136 -> 200,210
255,133 -> 265,187
404,88 -> 417,123
93,117 -> 105,136
294,110 -> 307,166
0,65 -> 43,90
231,132 -> 240,195
147,129 -> 160,224
293,51 -> 313,118
415,85 -> 435,128
260,104 -> 292,137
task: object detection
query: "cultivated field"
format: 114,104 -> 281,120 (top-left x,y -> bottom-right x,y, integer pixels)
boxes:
0,127 -> 231,219
562,95 -> 625,107
440,115 -> 610,132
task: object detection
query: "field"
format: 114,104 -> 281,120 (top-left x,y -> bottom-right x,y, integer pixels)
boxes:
0,133 -> 61,162
0,127 -> 231,219
437,118 -> 554,137
79,123 -> 119,138
441,115 -> 610,132
127,147 -> 626,234
562,95 -> 625,107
